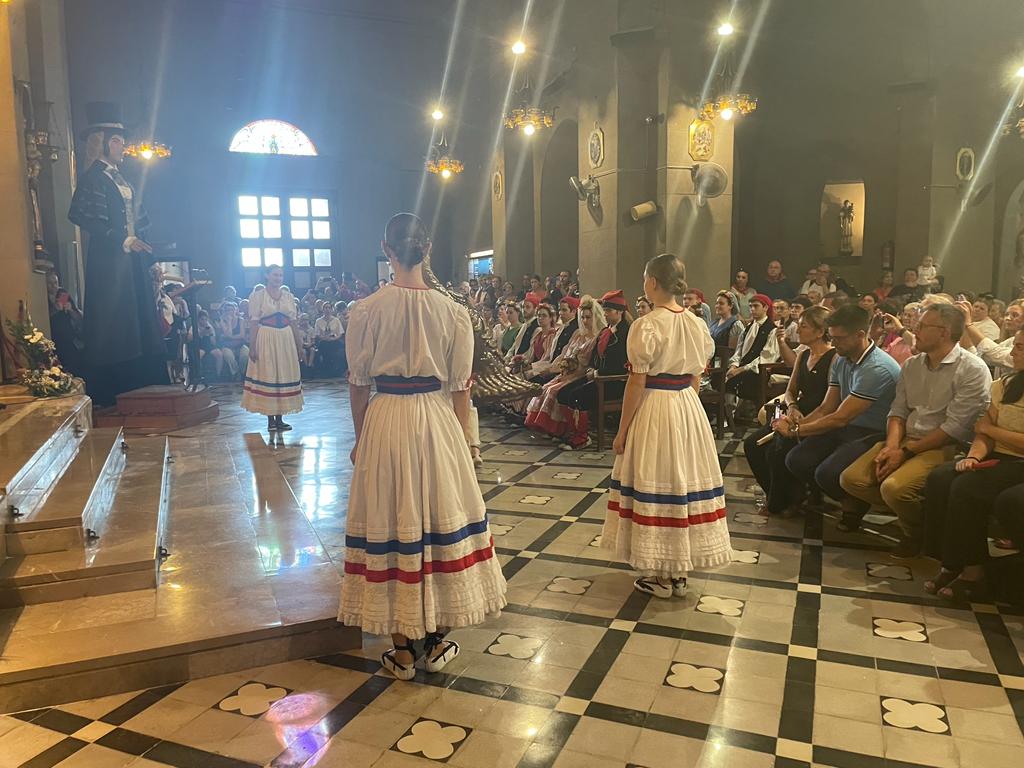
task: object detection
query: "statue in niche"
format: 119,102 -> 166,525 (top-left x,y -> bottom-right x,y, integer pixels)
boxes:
839,199 -> 855,257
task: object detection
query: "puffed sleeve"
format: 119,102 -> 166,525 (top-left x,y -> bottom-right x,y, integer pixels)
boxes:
247,287 -> 264,321
626,317 -> 658,374
345,301 -> 375,386
283,288 -> 298,318
448,305 -> 474,392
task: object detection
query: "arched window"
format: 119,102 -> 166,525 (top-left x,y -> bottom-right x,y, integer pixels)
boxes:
229,119 -> 318,156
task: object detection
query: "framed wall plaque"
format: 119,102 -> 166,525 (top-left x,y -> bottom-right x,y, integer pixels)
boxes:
688,119 -> 715,162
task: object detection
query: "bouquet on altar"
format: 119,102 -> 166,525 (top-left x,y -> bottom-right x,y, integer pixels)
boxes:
5,316 -> 76,397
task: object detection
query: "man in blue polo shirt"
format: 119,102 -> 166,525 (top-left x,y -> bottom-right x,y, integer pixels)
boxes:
779,305 -> 901,529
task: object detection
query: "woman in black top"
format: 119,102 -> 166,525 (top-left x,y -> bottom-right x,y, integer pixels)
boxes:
743,306 -> 836,516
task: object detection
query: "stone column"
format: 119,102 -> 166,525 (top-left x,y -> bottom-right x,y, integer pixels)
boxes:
0,5 -> 36,376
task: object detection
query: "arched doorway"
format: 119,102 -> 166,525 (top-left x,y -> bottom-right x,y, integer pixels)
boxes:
540,120 -> 579,279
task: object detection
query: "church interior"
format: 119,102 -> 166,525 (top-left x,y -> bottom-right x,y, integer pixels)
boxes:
1,1 -> 1024,767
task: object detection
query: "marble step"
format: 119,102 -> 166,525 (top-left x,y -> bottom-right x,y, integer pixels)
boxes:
0,436 -> 170,607
4,428 -> 126,555
0,396 -> 92,510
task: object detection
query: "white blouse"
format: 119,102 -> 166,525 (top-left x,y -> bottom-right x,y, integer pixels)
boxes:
248,286 -> 298,321
628,306 -> 714,378
345,285 -> 473,391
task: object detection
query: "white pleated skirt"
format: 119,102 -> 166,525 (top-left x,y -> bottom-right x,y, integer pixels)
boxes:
241,325 -> 304,416
601,387 -> 731,577
340,390 -> 507,638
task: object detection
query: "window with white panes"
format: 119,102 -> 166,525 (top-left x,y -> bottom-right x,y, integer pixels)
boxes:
236,194 -> 335,289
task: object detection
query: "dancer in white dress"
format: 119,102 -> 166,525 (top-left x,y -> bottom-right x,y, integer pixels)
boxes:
241,266 -> 304,432
602,254 -> 732,598
341,213 -> 507,680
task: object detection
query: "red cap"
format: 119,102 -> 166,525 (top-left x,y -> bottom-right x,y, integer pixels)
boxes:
523,292 -> 543,307
600,289 -> 628,310
560,296 -> 580,311
751,293 -> 775,322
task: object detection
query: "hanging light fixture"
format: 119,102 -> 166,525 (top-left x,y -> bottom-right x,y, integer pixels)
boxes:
426,132 -> 463,179
124,141 -> 172,160
699,23 -> 757,122
504,71 -> 555,136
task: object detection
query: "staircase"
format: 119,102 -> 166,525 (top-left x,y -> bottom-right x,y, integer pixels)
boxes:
0,396 -> 170,607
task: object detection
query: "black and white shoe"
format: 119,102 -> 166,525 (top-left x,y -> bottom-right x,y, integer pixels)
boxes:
380,643 -> 418,681
633,577 -> 673,599
423,633 -> 460,673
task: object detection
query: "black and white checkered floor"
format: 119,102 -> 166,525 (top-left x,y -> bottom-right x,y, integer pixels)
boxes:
4,401 -> 1024,768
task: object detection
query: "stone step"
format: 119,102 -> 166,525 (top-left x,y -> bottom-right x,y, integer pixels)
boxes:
93,402 -> 219,430
0,396 -> 91,506
0,436 -> 170,607
4,428 -> 125,555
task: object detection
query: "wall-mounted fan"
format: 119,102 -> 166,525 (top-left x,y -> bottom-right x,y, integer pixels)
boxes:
569,175 -> 601,208
691,162 -> 729,207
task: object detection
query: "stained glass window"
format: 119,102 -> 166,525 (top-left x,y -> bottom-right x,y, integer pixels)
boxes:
229,120 -> 318,156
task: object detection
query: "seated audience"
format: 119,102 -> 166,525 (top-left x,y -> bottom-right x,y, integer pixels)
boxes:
989,299 -> 1007,331
786,297 -> 810,344
873,270 -> 895,302
800,264 -> 837,296
725,294 -> 780,403
762,259 -> 795,301
196,309 -> 223,377
879,302 -> 921,365
555,290 -> 631,448
781,306 -> 901,530
524,296 -> 604,438
298,313 -> 316,369
888,268 -> 927,303
529,297 -> 580,382
840,305 -> 992,554
635,296 -> 653,317
922,329 -> 1024,601
491,303 -> 509,349
823,291 -> 850,311
314,302 -> 344,375
500,303 -> 523,355
961,299 -> 1023,376
507,293 -> 541,364
745,306 -> 836,516
522,302 -> 560,373
858,293 -> 878,315
807,285 -> 826,306
46,271 -> 85,377
710,290 -> 743,349
217,301 -> 250,379
731,268 -> 757,321
772,299 -> 790,332
683,288 -> 712,327
970,296 -> 1001,341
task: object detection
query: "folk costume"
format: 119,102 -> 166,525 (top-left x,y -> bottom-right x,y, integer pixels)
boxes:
68,102 -> 167,405
340,285 -> 507,638
602,306 -> 732,581
241,286 -> 304,417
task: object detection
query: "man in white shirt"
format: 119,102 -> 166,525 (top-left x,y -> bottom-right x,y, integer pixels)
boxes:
315,303 -> 345,376
725,294 -> 780,404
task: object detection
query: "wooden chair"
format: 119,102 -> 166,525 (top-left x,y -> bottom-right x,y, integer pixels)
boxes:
757,362 -> 793,411
594,374 -> 629,450
699,345 -> 733,440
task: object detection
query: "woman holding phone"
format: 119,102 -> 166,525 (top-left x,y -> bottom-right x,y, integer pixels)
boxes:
921,329 -> 1024,601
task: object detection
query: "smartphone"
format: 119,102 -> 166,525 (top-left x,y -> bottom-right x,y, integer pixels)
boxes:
970,459 -> 1000,470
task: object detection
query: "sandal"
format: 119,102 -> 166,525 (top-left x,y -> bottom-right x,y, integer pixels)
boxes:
937,577 -> 991,603
633,577 -> 673,599
381,642 -> 419,681
423,632 -> 460,673
923,569 -> 959,595
671,577 -> 688,597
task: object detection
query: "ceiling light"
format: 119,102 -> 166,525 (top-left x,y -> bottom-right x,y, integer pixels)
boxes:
511,40 -> 526,55
123,141 -> 172,160
717,22 -> 734,36
440,168 -> 452,179
522,122 -> 536,136
720,107 -> 734,121
1016,66 -> 1024,78
431,108 -> 444,121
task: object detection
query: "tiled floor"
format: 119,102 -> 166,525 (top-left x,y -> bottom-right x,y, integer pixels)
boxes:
4,382 -> 1024,767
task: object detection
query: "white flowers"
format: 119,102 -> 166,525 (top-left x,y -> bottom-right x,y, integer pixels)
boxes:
396,720 -> 469,760
872,618 -> 928,643
696,596 -> 745,617
218,682 -> 289,716
487,634 -> 544,659
881,698 -> 949,733
664,663 -> 725,693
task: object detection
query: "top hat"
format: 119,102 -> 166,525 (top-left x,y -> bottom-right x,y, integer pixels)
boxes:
79,102 -> 127,141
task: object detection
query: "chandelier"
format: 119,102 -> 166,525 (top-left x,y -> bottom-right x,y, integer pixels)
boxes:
699,25 -> 757,122
504,74 -> 555,136
426,133 -> 463,179
124,141 -> 172,160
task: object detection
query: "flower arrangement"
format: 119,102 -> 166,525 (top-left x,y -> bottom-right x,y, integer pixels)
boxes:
5,316 -> 76,397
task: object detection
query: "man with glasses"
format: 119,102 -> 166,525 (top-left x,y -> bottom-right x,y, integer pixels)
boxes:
780,306 -> 901,527
840,305 -> 991,555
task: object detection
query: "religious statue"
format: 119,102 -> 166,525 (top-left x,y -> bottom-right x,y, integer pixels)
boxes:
68,102 -> 168,406
839,199 -> 855,257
